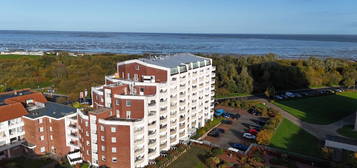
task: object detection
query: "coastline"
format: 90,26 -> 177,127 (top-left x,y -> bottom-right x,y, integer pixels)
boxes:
1,50 -> 356,61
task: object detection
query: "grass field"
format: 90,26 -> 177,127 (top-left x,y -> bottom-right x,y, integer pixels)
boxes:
270,119 -> 322,158
337,125 -> 357,139
273,91 -> 357,124
2,157 -> 53,168
169,145 -> 209,168
215,93 -> 252,99
0,54 -> 41,59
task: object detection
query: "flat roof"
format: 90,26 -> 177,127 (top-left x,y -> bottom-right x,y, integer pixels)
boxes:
139,53 -> 209,68
26,102 -> 76,119
0,90 -> 34,106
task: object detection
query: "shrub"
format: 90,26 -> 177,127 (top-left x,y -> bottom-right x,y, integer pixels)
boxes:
256,129 -> 273,145
205,156 -> 221,168
210,147 -> 224,156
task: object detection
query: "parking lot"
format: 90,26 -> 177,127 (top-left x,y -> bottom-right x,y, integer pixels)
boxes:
203,106 -> 268,149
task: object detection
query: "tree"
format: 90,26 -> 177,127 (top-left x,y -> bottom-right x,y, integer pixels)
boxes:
236,66 -> 254,93
264,87 -> 276,98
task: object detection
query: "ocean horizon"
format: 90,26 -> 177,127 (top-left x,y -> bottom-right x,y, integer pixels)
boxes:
1,30 -> 357,59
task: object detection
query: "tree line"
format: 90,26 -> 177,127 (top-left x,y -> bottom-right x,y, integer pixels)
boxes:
0,53 -> 356,100
208,54 -> 357,97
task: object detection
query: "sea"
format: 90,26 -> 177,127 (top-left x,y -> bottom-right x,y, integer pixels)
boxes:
1,30 -> 357,59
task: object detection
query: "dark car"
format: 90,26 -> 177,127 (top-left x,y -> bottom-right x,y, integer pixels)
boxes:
208,130 -> 220,137
231,143 -> 248,151
221,120 -> 233,125
213,128 -> 225,133
248,108 -> 261,116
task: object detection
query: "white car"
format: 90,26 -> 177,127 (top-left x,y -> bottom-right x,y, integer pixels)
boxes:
243,132 -> 256,140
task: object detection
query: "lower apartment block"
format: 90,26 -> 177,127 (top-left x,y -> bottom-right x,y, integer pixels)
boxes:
0,89 -> 79,162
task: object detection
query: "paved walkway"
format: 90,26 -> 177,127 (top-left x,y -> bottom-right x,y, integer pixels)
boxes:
260,99 -> 355,140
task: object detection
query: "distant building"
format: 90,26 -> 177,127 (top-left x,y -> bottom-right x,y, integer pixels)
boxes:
0,51 -> 44,56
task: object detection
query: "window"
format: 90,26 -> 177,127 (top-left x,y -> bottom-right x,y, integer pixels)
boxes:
126,111 -> 131,119
116,110 -> 120,118
102,155 -> 106,161
86,141 -> 90,146
115,99 -> 120,105
127,73 -> 130,80
49,119 -> 52,123
111,127 -> 116,133
140,88 -> 144,93
40,147 -> 45,152
49,127 -> 52,132
100,125 -> 104,131
135,65 -> 140,70
86,131 -> 89,136
111,137 -> 116,143
101,145 -> 105,151
126,100 -> 131,107
112,157 -> 117,163
40,136 -> 44,141
38,118 -> 43,124
85,121 -> 88,127
101,136 -> 105,142
50,135 -> 53,140
134,74 -> 138,81
112,147 -> 117,153
39,127 -> 44,132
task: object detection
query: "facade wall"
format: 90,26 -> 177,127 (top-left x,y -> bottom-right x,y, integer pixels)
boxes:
96,124 -> 131,168
117,62 -> 168,83
112,99 -> 145,119
23,117 -> 69,156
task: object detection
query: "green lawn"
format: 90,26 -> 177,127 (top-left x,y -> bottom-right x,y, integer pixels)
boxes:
215,93 -> 251,99
270,119 -> 322,158
273,91 -> 357,124
337,125 -> 357,139
169,145 -> 209,168
0,54 -> 42,59
3,157 -> 54,168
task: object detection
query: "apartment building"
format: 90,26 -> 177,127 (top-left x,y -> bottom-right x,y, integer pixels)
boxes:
0,89 -> 78,160
81,53 -> 216,168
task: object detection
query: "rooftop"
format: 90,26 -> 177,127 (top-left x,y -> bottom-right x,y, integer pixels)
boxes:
0,90 -> 34,106
26,101 -> 76,119
139,53 -> 209,68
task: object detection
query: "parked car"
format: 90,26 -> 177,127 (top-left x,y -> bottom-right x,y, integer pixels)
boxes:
285,92 -> 295,98
248,108 -> 261,116
243,132 -> 256,140
274,95 -> 283,100
248,129 -> 258,135
294,93 -> 302,98
208,130 -> 220,137
213,128 -> 225,133
223,112 -> 240,119
231,143 -> 249,151
221,120 -> 233,125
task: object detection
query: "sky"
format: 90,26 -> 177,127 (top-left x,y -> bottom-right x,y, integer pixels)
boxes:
1,0 -> 357,34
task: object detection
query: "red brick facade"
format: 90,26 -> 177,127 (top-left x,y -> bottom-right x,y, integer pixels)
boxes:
118,62 -> 168,83
23,117 -> 69,156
